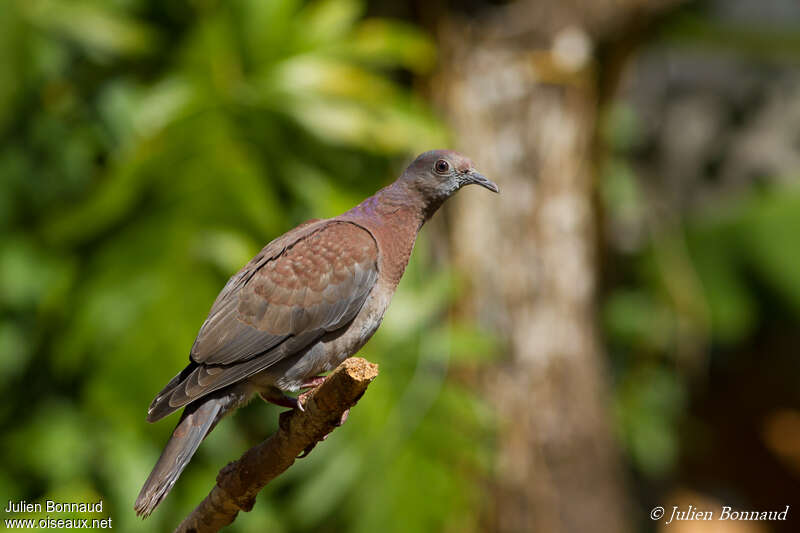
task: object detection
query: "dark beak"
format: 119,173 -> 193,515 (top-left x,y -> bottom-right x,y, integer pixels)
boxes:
465,170 -> 499,193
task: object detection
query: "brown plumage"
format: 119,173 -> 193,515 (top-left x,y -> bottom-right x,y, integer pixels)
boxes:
135,150 -> 498,517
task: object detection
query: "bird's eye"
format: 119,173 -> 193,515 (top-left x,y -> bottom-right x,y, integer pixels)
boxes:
434,159 -> 450,174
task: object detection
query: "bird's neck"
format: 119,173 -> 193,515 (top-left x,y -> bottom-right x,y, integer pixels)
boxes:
344,181 -> 430,229
340,181 -> 429,285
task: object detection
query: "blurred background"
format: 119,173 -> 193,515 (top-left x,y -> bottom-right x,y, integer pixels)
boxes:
1,0 -> 799,531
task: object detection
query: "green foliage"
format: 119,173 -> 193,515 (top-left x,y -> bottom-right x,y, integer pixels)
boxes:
614,364 -> 686,478
605,185 -> 800,355
602,96 -> 800,480
0,1 -> 491,531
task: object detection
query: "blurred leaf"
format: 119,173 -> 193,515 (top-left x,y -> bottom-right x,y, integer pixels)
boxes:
601,102 -> 641,151
19,0 -> 158,57
661,12 -> 800,63
344,19 -> 437,73
297,0 -> 364,48
604,290 -> 674,353
0,238 -> 73,310
601,158 -> 643,221
738,186 -> 800,312
686,228 -> 755,344
0,323 -> 29,387
238,0 -> 301,67
615,365 -> 686,478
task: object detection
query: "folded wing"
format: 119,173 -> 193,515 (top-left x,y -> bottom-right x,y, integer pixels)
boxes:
147,221 -> 379,421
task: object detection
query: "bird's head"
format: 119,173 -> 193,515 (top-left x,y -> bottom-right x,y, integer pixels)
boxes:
401,150 -> 499,208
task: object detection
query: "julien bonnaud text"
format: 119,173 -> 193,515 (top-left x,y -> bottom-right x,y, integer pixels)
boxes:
664,504 -> 789,524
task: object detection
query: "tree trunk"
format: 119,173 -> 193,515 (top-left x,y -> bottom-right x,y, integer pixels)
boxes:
433,1 -> 684,531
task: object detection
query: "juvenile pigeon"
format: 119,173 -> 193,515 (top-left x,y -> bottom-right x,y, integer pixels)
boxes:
134,150 -> 498,517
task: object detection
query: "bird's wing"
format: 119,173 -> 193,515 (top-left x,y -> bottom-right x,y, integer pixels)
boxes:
191,220 -> 379,365
147,220 -> 379,421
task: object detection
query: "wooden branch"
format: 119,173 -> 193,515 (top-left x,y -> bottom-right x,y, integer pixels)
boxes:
174,357 -> 379,533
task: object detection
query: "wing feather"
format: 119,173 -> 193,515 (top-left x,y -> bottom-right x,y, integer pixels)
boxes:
190,221 -> 377,365
147,220 -> 380,420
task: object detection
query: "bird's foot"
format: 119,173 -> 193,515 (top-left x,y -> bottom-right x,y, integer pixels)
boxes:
297,388 -> 315,408
336,408 -> 350,428
259,391 -> 304,412
294,378 -> 327,412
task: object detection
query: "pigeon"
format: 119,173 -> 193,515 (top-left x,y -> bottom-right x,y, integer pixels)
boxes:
134,150 -> 498,517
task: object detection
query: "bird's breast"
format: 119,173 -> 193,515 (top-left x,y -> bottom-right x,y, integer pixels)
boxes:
321,278 -> 394,366
266,279 -> 394,391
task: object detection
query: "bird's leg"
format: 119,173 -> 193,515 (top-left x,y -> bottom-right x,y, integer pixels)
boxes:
257,375 -> 329,413
299,375 -> 327,389
259,391 -> 304,412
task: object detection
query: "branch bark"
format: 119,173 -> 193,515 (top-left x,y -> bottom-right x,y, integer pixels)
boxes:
174,357 -> 379,533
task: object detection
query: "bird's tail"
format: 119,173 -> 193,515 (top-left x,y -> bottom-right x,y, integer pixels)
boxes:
134,395 -> 231,518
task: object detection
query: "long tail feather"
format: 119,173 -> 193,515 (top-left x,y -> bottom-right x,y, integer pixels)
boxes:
134,395 -> 229,518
